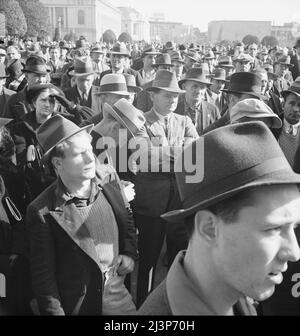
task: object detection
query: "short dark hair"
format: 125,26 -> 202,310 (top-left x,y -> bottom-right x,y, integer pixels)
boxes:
185,189 -> 254,240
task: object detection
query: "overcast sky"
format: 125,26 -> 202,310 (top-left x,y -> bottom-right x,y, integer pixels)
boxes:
109,0 -> 300,32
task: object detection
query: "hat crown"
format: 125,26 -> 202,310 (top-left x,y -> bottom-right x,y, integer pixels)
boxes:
123,73 -> 137,87
210,68 -> 227,80
37,115 -> 83,154
184,67 -> 210,81
155,53 -> 172,65
217,55 -> 233,65
152,69 -> 181,90
111,42 -> 130,55
226,72 -> 261,96
73,56 -> 94,74
97,73 -> 129,94
170,50 -> 184,62
100,73 -> 126,86
175,121 -> 290,210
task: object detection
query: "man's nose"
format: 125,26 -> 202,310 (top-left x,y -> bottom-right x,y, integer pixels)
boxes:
279,229 -> 300,263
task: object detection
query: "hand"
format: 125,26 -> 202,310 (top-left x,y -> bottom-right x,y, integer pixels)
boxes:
52,94 -> 76,111
121,180 -> 135,202
117,255 -> 135,276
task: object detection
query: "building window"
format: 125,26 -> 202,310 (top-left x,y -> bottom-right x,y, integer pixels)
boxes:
78,10 -> 85,25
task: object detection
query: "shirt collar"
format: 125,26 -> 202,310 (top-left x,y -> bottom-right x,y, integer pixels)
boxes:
166,251 -> 254,315
152,108 -> 171,122
284,119 -> 300,134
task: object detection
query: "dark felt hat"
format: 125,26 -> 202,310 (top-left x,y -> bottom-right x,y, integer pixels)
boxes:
22,55 -> 50,75
162,121 -> 300,222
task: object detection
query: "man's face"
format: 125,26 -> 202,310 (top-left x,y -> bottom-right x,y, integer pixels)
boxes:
7,47 -> 20,60
213,185 -> 300,302
275,63 -> 289,77
102,93 -> 129,106
26,72 -> 48,87
91,52 -> 103,63
110,54 -> 127,70
248,44 -> 258,57
235,60 -> 251,73
260,73 -> 268,93
152,90 -> 179,115
50,48 -> 60,61
183,80 -> 207,105
76,74 -> 94,93
0,54 -> 6,64
210,79 -> 225,94
143,55 -> 156,68
172,61 -> 184,80
57,132 -> 96,183
283,93 -> 300,125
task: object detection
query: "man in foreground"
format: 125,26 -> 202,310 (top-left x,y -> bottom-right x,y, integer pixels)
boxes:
138,121 -> 300,315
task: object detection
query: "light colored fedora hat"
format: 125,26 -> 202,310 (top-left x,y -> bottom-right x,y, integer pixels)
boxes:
146,69 -> 185,93
93,74 -> 130,96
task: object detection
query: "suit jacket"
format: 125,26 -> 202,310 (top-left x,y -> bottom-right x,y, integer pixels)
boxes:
290,54 -> 300,81
174,96 -> 221,135
26,164 -> 137,315
136,80 -> 153,112
64,85 -> 93,109
133,109 -> 198,217
0,87 -> 15,117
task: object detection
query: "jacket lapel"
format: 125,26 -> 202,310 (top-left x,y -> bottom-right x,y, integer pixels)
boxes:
145,109 -> 168,145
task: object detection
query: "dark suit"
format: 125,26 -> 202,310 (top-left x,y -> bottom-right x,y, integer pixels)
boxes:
0,87 -> 15,117
290,54 -> 300,81
133,109 -> 198,307
64,86 -> 93,109
136,80 -> 154,112
26,163 -> 137,315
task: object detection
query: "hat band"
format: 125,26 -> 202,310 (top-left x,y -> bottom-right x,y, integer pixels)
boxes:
74,68 -> 94,74
24,65 -> 48,72
183,157 -> 290,209
99,83 -> 128,92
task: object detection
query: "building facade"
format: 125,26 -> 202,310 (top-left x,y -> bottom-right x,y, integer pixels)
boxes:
271,22 -> 300,47
118,7 -> 150,42
208,20 -> 272,43
40,0 -> 121,42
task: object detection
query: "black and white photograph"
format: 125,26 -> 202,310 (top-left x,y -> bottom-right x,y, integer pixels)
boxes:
0,0 -> 300,320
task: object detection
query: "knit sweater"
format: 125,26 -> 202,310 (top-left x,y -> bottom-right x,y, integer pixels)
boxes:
278,130 -> 300,167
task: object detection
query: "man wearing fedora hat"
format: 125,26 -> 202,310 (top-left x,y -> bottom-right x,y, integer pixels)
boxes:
291,38 -> 300,80
90,43 -> 110,78
100,42 -> 143,87
207,68 -> 229,116
3,55 -> 50,120
47,45 -> 67,87
133,69 -> 198,307
202,72 -> 264,134
233,53 -> 254,73
175,67 -> 221,135
273,55 -> 294,97
138,46 -> 160,84
0,63 -> 15,117
138,121 -> 300,315
170,50 -> 185,81
26,114 -> 138,315
64,57 -> 95,110
136,53 -> 175,113
215,55 -> 234,78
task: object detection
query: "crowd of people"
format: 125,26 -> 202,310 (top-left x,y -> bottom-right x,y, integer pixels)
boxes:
0,32 -> 300,315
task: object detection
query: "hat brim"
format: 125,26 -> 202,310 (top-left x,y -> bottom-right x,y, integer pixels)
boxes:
128,85 -> 142,93
221,89 -> 262,99
162,169 -> 300,223
282,90 -> 300,100
41,123 -> 94,165
152,63 -> 174,68
103,104 -> 135,138
208,75 -> 229,82
22,69 -> 50,75
109,51 -> 130,57
178,78 -> 212,87
69,71 -> 95,77
146,86 -> 185,94
94,90 -> 130,96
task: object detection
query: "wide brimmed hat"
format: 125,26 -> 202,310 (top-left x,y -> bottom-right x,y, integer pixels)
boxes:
208,68 -> 229,82
274,55 -> 294,69
142,46 -> 160,57
233,53 -> 254,63
282,79 -> 300,99
170,50 -> 185,64
294,38 -> 300,49
230,98 -> 282,128
22,55 -> 50,75
184,51 -> 200,62
162,121 -> 300,223
146,69 -> 185,93
93,73 -> 130,96
109,42 -> 130,57
95,98 -> 146,139
69,57 -> 95,76
221,72 -> 263,99
91,43 -> 106,54
37,115 -> 94,165
152,53 -> 174,67
178,67 -> 211,87
216,55 -> 234,68
123,73 -> 142,93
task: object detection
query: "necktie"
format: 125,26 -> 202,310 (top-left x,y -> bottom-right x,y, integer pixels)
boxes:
288,125 -> 294,135
82,93 -> 87,105
164,116 -> 169,139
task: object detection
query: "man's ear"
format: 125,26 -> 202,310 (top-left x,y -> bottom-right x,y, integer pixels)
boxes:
194,210 -> 219,244
51,156 -> 62,171
149,91 -> 155,102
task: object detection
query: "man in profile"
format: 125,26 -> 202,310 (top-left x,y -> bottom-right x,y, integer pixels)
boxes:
138,121 -> 300,315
